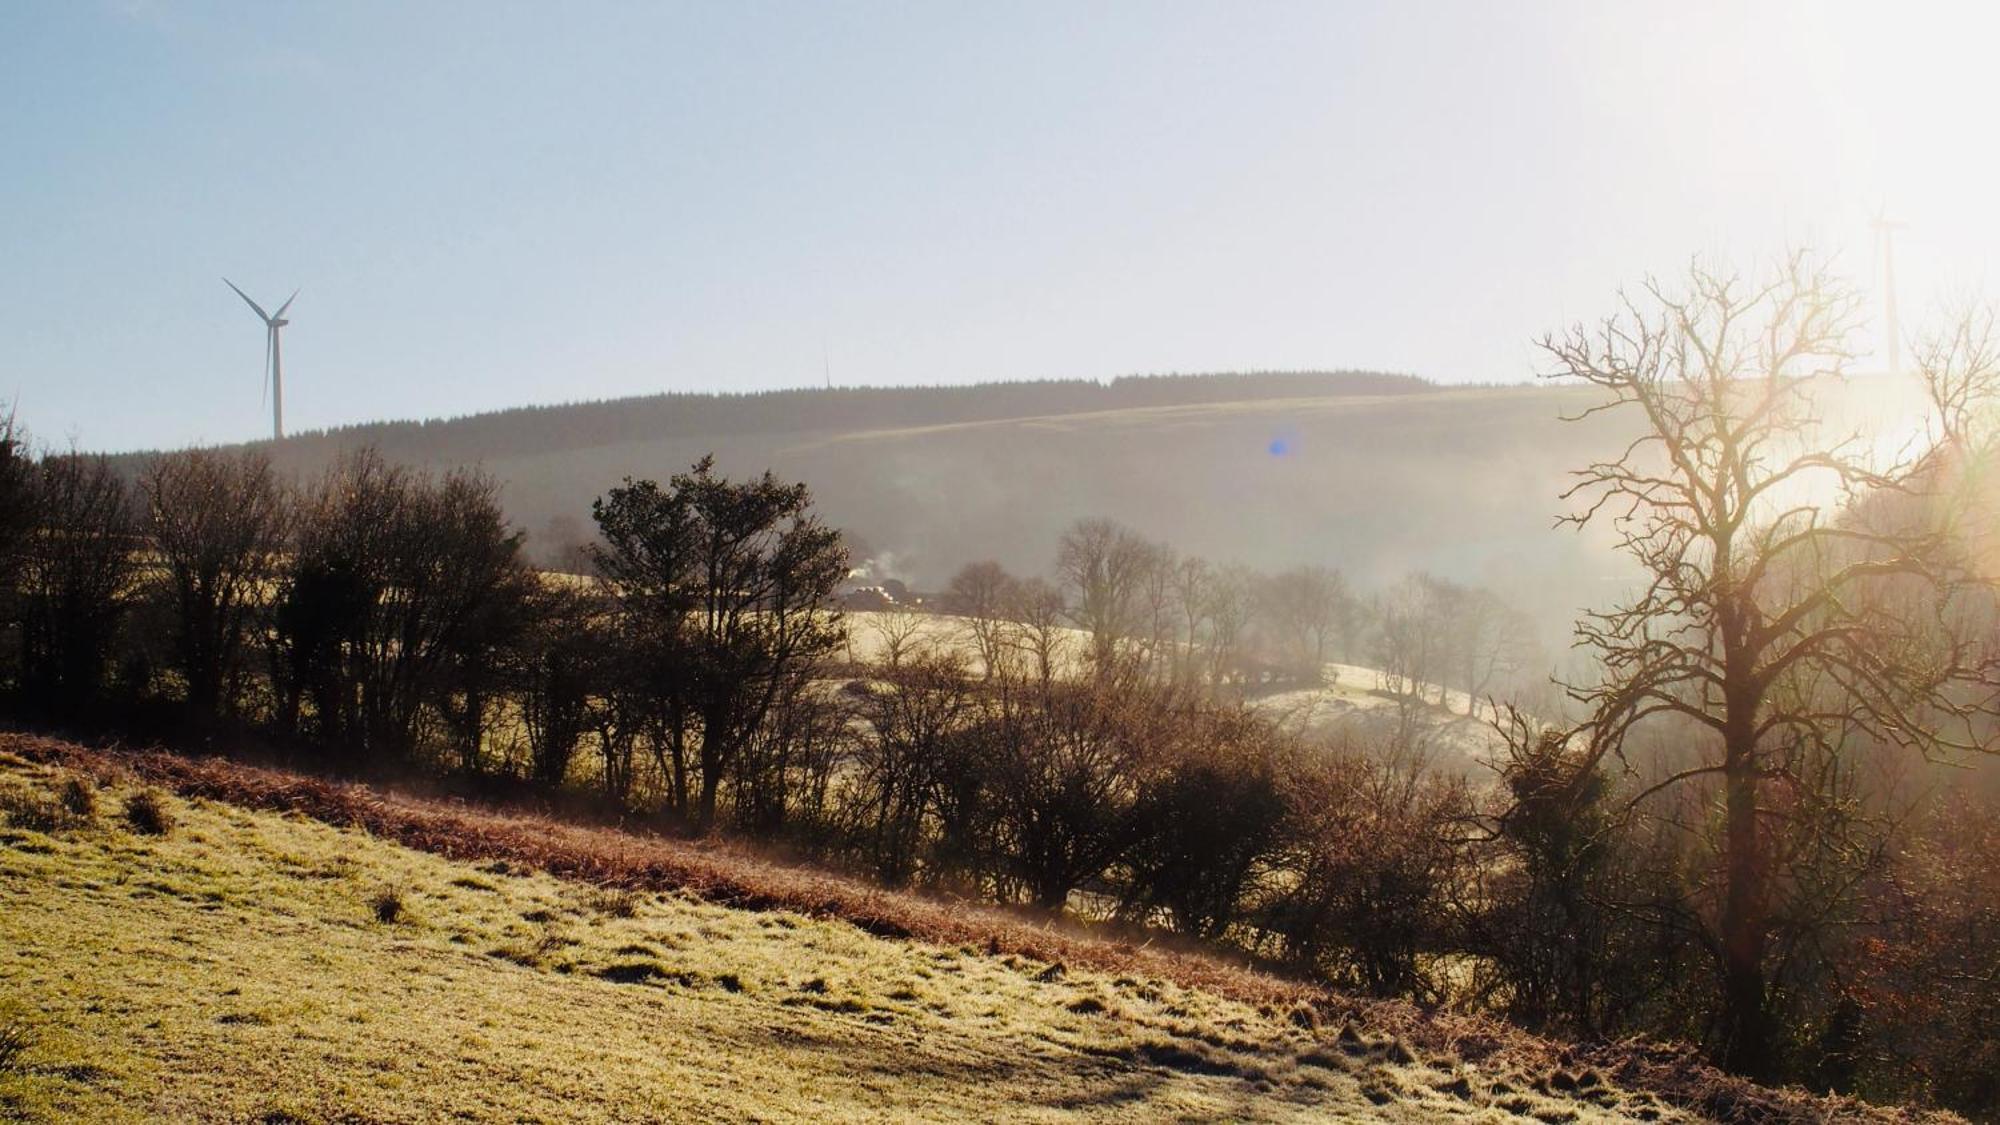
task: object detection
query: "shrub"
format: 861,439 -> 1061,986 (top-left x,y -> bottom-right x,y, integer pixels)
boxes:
58,774 -> 98,821
590,886 -> 643,918
0,784 -> 67,832
123,789 -> 174,835
1260,738 -> 1473,1001
369,885 -> 406,924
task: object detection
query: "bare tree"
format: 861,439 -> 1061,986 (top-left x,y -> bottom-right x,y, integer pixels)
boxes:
1542,253 -> 2000,1076
1374,573 -> 1451,706
1452,587 -> 1540,717
847,651 -> 977,885
1264,733 -> 1472,1000
1055,517 -> 1161,676
1134,543 -> 1179,677
15,453 -> 137,713
1259,565 -> 1352,684
1167,554 -> 1213,687
1119,705 -> 1287,939
981,679 -> 1154,910
1005,576 -> 1069,686
272,449 -> 405,745
1202,564 -> 1255,689
141,449 -> 289,724
943,560 -> 1017,679
867,603 -> 931,672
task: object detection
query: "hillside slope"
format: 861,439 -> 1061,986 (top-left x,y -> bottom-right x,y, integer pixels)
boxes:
102,372 -> 1933,648
387,384 -> 1630,628
0,735 -> 1938,1124
112,374 -> 1636,635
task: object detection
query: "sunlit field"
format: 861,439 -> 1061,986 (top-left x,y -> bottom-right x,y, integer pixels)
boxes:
0,738 -> 1706,1124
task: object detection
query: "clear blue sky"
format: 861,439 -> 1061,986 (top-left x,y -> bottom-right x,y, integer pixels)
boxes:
4,1 -> 1996,451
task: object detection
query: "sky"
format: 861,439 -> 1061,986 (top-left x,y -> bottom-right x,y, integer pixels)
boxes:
4,0 -> 2000,452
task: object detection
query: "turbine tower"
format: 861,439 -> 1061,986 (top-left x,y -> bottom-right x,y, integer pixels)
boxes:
1872,210 -> 1907,377
223,279 -> 299,441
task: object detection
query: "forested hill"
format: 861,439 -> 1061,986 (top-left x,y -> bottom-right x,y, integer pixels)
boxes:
125,370 -> 1433,467
103,370 -> 1630,640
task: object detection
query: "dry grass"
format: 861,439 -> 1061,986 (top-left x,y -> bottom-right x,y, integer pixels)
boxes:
119,787 -> 172,836
0,1015 -> 31,1077
0,731 -> 1950,1123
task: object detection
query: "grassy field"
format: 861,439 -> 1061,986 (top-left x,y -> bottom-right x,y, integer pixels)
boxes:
0,736 -> 1934,1123
839,610 -> 1513,771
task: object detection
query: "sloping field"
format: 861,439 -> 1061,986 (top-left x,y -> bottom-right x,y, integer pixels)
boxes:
0,734 -> 1938,1123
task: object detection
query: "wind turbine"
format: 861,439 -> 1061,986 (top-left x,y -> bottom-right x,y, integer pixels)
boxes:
1872,208 -> 1907,377
223,279 -> 299,441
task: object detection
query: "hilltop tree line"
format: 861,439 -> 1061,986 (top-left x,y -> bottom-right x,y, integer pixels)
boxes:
5,257 -> 2000,1116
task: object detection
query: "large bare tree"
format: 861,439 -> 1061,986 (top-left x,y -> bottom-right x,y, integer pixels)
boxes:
1543,253 -> 2000,1076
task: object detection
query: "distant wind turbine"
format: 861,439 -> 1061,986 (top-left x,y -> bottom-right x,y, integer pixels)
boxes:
223,279 -> 299,441
1872,209 -> 1907,377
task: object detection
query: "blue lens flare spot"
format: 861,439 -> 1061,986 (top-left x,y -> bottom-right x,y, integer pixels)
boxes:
1268,436 -> 1291,457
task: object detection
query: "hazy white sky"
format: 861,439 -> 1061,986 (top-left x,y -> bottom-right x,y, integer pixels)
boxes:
4,0 -> 1998,451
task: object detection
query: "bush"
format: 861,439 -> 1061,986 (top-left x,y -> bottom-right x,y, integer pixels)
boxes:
369,885 -> 406,924
590,886 -> 643,918
1260,738 -> 1473,1001
122,789 -> 174,835
58,774 -> 98,821
0,784 -> 67,832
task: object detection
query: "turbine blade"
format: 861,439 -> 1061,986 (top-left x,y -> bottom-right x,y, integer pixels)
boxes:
262,328 -> 272,410
274,288 -> 300,319
224,278 -> 272,322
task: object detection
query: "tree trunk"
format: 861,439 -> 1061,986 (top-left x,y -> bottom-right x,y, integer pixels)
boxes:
1719,747 -> 1771,1077
668,718 -> 689,817
697,770 -> 720,831
1035,879 -> 1070,912
460,685 -> 485,776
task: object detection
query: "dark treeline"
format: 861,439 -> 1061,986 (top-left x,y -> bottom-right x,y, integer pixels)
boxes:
107,370 -> 1431,469
7,260 -> 2000,1125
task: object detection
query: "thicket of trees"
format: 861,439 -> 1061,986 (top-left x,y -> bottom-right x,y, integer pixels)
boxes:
4,263 -> 1999,1118
940,520 -> 1537,718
